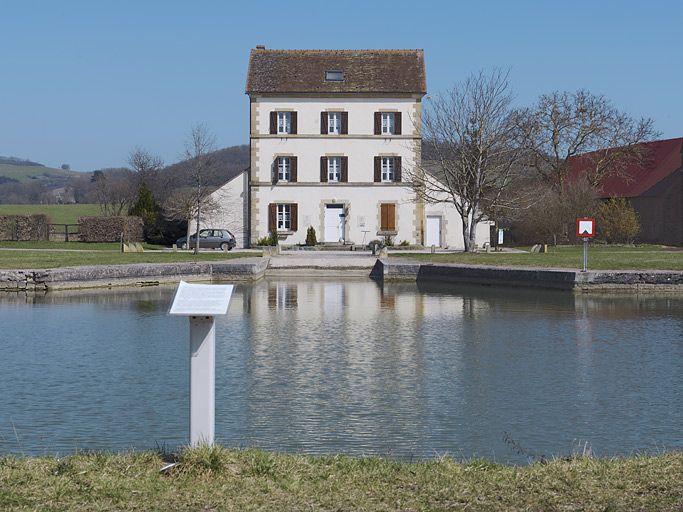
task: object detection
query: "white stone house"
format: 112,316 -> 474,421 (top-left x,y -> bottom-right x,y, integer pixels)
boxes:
205,47 -> 490,249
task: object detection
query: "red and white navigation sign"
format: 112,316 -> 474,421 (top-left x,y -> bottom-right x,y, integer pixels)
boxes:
576,217 -> 596,238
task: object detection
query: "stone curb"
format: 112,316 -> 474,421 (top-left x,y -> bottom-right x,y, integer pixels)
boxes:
0,258 -> 269,292
374,259 -> 683,292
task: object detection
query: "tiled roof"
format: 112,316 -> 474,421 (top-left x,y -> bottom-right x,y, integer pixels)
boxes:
246,48 -> 426,94
569,137 -> 683,198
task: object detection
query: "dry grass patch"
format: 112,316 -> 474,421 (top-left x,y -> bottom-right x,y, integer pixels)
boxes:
1,448 -> 681,511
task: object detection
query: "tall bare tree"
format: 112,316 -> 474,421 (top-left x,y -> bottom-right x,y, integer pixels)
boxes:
163,187 -> 220,246
183,123 -> 216,254
128,147 -> 164,185
409,69 -> 526,252
92,168 -> 136,215
518,90 -> 658,193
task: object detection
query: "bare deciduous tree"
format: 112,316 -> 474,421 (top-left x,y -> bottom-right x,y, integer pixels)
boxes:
128,147 -> 164,185
409,69 -> 526,252
183,124 -> 216,254
518,90 -> 658,193
163,187 -> 220,245
92,168 -> 136,216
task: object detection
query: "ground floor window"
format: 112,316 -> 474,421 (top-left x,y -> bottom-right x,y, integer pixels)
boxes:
277,204 -> 291,231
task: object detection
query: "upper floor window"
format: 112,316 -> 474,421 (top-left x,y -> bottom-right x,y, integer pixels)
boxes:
328,112 -> 341,134
277,204 -> 291,231
328,156 -> 341,182
374,112 -> 402,135
381,113 -> 395,135
381,157 -> 394,182
325,70 -> 344,82
277,157 -> 291,181
277,112 -> 291,134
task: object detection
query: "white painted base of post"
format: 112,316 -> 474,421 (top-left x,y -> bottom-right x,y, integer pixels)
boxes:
189,315 -> 215,446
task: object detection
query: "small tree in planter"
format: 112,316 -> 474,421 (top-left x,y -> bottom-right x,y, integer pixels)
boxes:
305,226 -> 317,246
268,230 -> 279,246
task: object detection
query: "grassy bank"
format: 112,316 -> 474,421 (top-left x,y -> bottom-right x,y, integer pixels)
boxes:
0,448 -> 680,511
394,245 -> 683,271
0,204 -> 100,224
0,250 -> 258,269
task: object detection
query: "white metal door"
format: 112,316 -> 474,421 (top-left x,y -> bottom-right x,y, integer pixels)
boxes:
426,216 -> 441,247
324,205 -> 344,242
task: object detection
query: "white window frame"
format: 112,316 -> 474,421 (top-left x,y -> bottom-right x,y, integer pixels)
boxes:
328,112 -> 341,134
381,112 -> 395,135
277,204 -> 291,231
277,156 -> 291,182
277,112 -> 291,134
328,156 -> 341,182
381,157 -> 394,182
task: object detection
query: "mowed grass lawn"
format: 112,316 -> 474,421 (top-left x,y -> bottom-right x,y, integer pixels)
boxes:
0,250 -> 258,269
393,245 -> 683,271
0,203 -> 100,224
0,448 -> 681,511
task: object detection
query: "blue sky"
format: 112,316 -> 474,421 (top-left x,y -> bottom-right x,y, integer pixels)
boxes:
2,0 -> 681,171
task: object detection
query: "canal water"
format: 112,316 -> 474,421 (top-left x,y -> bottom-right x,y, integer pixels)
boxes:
0,279 -> 681,463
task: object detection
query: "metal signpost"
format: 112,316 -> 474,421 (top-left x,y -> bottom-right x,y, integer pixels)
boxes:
576,217 -> 596,272
169,281 -> 233,446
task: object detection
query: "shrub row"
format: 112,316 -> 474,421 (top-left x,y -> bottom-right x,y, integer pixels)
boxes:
77,216 -> 143,242
0,214 -> 50,241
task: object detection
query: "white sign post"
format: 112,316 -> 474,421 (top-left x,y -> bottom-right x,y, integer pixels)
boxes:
576,217 -> 596,272
169,281 -> 233,446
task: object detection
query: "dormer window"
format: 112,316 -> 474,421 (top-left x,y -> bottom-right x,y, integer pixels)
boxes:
325,70 -> 344,82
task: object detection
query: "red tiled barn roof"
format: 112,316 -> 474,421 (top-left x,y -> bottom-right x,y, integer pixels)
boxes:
569,137 -> 683,198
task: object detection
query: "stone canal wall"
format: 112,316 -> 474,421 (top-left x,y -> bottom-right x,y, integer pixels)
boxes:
373,259 -> 683,292
2,256 -> 681,292
0,258 -> 269,292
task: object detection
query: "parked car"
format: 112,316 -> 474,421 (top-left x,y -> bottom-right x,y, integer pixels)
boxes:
176,229 -> 236,251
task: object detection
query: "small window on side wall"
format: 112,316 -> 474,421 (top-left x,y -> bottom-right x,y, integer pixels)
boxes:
325,70 -> 344,82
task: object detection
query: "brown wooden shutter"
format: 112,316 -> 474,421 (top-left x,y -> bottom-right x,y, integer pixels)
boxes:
268,203 -> 276,233
271,159 -> 279,184
374,156 -> 381,182
374,112 -> 381,135
320,112 -> 328,134
341,112 -> 348,134
290,204 -> 298,231
269,112 -> 277,134
290,157 -> 297,182
341,156 -> 348,182
290,112 -> 297,134
380,204 -> 388,230
387,204 -> 396,231
394,156 -> 402,182
394,112 -> 402,135
320,156 -> 328,182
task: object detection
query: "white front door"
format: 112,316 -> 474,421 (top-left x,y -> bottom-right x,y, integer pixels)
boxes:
426,216 -> 441,247
324,205 -> 345,243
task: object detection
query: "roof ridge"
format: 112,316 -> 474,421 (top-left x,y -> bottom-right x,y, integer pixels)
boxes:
250,48 -> 424,53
